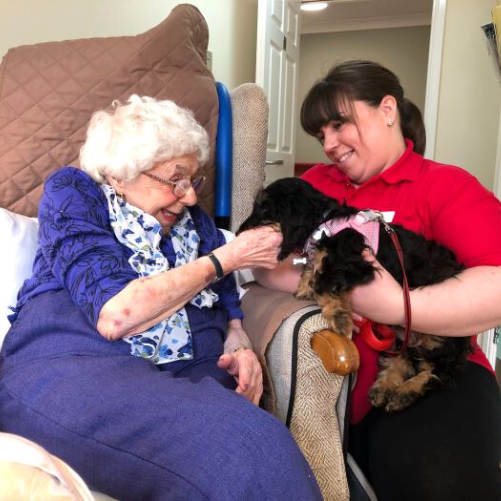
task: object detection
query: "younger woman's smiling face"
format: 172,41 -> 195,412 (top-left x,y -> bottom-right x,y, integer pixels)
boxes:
318,97 -> 405,186
108,153 -> 199,234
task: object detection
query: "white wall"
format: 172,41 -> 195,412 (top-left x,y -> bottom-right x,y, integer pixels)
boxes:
0,0 -> 258,91
296,26 -> 430,164
435,0 -> 500,190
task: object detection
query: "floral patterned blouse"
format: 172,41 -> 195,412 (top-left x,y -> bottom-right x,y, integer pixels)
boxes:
11,167 -> 243,327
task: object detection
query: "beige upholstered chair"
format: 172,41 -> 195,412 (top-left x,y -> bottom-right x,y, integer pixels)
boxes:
230,82 -> 350,500
0,5 -> 351,500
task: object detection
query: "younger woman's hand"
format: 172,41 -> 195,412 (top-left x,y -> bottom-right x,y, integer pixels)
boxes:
350,251 -> 405,326
351,312 -> 364,333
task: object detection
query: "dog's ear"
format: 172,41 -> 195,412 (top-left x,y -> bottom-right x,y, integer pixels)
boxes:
314,230 -> 377,294
236,189 -> 274,234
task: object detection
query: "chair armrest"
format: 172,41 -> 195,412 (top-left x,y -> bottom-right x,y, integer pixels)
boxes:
241,283 -> 350,500
241,282 -> 359,378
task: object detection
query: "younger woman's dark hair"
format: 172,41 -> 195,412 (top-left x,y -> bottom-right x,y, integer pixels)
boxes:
300,60 -> 426,155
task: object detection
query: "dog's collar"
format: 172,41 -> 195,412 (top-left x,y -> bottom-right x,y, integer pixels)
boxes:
303,209 -> 386,259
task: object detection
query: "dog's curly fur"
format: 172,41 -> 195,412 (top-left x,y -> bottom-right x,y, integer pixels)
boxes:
239,177 -> 472,412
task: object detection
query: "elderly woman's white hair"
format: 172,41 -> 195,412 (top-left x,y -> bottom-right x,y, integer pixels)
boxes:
80,95 -> 210,183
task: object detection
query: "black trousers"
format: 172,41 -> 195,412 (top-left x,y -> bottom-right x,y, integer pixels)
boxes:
349,363 -> 501,501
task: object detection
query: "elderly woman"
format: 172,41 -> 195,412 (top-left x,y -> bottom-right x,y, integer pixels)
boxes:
0,95 -> 322,500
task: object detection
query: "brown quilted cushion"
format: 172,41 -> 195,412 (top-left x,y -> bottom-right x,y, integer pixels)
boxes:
0,4 -> 218,217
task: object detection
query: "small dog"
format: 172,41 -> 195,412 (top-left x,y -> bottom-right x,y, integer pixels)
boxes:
238,177 -> 472,412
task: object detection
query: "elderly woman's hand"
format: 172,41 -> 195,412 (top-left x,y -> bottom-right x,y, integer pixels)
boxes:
217,319 -> 263,405
219,226 -> 283,272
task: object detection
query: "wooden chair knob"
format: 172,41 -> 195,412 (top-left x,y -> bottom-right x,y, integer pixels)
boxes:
311,329 -> 360,375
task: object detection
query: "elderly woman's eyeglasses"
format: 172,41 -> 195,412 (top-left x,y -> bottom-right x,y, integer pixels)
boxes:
141,172 -> 206,197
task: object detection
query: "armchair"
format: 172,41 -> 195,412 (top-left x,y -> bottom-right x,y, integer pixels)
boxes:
0,4 -> 352,500
229,82 -> 350,500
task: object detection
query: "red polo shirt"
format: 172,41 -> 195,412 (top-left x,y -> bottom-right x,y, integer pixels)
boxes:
302,140 -> 501,424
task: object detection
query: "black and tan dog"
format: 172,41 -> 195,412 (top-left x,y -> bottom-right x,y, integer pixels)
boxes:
238,177 -> 472,412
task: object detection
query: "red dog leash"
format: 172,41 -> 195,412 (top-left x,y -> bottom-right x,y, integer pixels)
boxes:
358,220 -> 412,356
385,225 -> 412,356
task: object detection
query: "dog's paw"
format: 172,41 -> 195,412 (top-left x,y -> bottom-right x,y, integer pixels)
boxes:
384,391 -> 420,412
295,269 -> 315,300
383,370 -> 439,411
294,288 -> 314,300
368,387 -> 391,408
370,384 -> 419,411
333,309 -> 353,337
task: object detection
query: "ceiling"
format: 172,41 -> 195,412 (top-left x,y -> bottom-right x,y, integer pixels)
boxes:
300,0 -> 434,34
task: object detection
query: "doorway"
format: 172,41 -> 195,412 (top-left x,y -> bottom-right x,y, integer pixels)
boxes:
295,0 -> 434,169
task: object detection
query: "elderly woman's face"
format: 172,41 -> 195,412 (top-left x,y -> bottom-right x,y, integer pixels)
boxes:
112,153 -> 200,234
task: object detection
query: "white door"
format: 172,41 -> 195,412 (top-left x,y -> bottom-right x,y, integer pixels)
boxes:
256,0 -> 301,184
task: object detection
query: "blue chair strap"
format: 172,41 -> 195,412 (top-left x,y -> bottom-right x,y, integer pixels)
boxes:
215,81 -> 232,229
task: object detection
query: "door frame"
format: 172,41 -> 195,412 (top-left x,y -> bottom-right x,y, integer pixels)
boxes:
255,0 -> 301,184
486,96 -> 501,365
423,0 -> 447,160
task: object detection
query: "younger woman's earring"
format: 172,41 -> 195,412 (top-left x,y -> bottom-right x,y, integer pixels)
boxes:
388,119 -> 394,127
